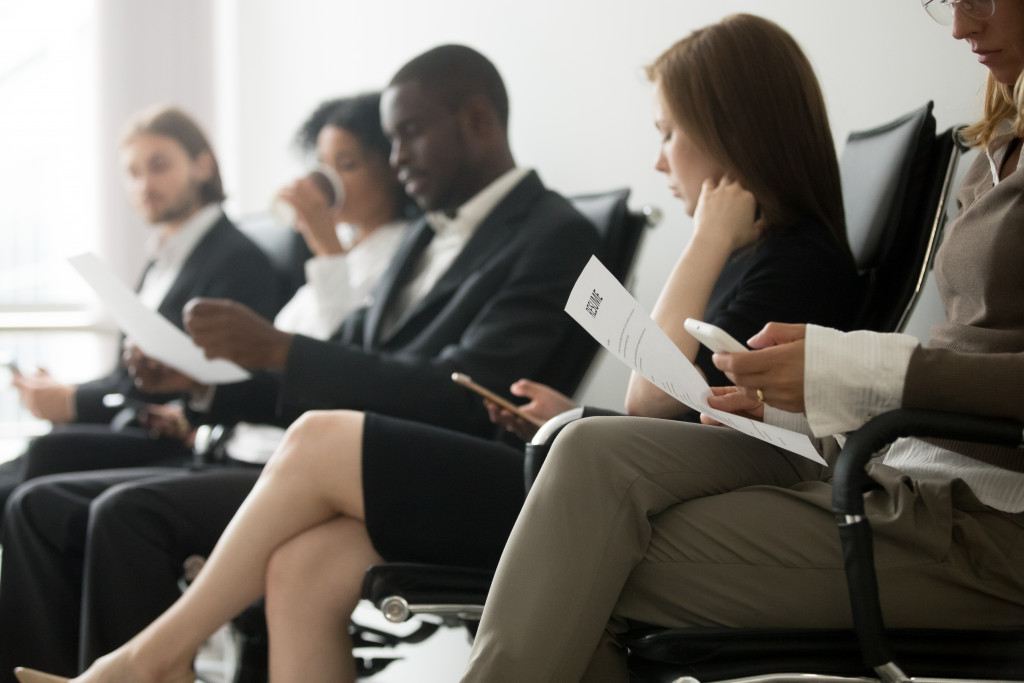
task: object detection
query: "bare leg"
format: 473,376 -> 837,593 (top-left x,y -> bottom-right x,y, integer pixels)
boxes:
72,410 -> 369,683
265,516 -> 383,683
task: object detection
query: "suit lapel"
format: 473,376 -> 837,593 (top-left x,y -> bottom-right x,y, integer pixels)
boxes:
155,213 -> 230,327
396,172 -> 545,328
363,217 -> 435,346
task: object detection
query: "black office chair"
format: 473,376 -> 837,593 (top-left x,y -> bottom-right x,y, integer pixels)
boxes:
624,409 -> 1024,683
841,101 -> 965,333
207,188 -> 658,682
529,188 -> 660,397
361,104 -> 973,677
234,211 -> 313,309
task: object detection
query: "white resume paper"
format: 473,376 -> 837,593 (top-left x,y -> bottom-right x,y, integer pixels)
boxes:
565,256 -> 825,465
69,253 -> 250,385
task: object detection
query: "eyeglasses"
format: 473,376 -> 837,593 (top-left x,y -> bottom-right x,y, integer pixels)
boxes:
922,0 -> 996,25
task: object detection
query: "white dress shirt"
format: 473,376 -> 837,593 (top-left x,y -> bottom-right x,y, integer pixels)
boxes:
274,220 -> 408,338
774,323 -> 1024,513
379,167 -> 530,339
137,204 -> 222,310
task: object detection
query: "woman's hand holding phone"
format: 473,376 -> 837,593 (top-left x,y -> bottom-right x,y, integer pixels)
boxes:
453,374 -> 576,441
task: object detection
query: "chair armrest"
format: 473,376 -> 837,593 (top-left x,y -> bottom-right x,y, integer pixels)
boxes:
530,407 -> 586,447
524,406 -> 625,492
832,408 -> 1024,515
832,408 -> 1024,677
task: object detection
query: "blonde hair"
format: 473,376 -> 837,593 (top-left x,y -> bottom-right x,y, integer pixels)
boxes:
646,14 -> 851,261
961,71 -> 1024,147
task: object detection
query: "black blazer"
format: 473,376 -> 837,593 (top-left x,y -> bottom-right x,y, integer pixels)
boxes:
204,171 -> 599,438
74,212 -> 282,424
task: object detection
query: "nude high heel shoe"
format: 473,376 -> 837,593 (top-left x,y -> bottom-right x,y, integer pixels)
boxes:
13,668 -> 70,683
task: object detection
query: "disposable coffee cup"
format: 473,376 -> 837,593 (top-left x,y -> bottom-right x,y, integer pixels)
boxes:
270,162 -> 345,226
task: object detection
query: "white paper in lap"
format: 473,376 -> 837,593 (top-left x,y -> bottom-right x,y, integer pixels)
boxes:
565,256 -> 825,465
68,253 -> 250,384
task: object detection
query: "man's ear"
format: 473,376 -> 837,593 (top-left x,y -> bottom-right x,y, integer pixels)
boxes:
193,150 -> 215,182
459,93 -> 500,140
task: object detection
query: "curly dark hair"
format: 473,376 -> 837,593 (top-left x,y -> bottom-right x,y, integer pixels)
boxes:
293,92 -> 417,218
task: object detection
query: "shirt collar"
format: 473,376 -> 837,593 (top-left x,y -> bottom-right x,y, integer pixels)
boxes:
985,119 -> 1023,184
424,167 -> 530,238
146,203 -> 222,263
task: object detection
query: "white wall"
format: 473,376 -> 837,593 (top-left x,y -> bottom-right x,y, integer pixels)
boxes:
216,0 -> 988,409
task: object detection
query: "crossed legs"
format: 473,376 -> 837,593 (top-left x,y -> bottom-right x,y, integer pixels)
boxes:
72,409 -> 382,683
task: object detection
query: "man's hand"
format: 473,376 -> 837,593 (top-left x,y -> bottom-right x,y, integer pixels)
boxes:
712,322 -> 807,413
139,403 -> 196,445
11,368 -> 76,423
123,345 -> 205,395
184,298 -> 294,370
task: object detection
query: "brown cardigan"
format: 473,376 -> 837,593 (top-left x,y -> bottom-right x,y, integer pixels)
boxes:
902,148 -> 1024,473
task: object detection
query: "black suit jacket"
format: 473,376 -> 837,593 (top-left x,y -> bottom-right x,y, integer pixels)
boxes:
203,171 -> 599,438
74,212 -> 282,424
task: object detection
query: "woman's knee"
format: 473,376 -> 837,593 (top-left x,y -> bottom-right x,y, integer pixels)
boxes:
4,477 -> 84,547
544,417 -> 640,477
265,410 -> 364,475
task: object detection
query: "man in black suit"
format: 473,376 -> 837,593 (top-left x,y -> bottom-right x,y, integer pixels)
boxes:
0,45 -> 598,678
0,105 -> 280,511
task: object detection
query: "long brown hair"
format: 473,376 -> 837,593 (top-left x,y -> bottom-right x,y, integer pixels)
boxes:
646,14 -> 851,262
119,105 -> 226,204
962,71 -> 1024,147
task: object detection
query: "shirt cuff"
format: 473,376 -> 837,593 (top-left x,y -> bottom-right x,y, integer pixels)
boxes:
763,404 -> 814,438
804,325 -> 918,437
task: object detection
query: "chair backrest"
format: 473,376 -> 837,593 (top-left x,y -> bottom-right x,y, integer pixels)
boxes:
531,188 -> 656,397
234,212 -> 313,309
840,101 -> 964,332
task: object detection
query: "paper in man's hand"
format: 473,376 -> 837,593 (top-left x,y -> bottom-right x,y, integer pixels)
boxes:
68,253 -> 250,384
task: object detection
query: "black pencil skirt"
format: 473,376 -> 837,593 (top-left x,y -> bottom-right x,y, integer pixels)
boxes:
361,411 -> 526,569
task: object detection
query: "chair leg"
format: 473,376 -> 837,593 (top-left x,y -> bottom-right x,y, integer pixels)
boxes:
230,630 -> 268,683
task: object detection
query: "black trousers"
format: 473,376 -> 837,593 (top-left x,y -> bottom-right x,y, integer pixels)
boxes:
0,425 -> 193,520
0,465 -> 259,680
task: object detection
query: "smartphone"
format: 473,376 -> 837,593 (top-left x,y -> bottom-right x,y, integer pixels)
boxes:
683,318 -> 748,353
451,372 -> 545,427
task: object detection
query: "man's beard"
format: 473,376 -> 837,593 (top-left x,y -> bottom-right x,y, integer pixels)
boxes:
149,185 -> 203,224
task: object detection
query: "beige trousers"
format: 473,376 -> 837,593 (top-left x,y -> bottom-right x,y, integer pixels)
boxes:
461,416 -> 1024,683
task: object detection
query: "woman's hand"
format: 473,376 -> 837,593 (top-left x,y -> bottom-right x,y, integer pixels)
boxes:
712,322 -> 807,413
692,175 -> 763,254
11,368 -> 76,423
485,379 -> 577,441
277,177 -> 344,256
700,385 -> 764,426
